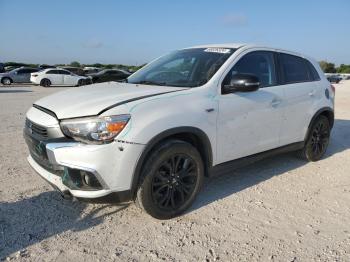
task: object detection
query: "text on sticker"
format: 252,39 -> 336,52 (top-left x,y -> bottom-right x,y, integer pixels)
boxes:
204,48 -> 231,54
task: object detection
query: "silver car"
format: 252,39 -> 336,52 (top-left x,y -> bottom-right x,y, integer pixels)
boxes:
0,67 -> 39,85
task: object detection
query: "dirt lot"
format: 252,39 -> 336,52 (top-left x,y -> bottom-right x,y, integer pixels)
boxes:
1,82 -> 350,261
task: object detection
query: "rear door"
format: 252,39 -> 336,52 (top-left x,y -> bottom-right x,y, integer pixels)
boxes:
278,53 -> 319,145
46,70 -> 63,85
14,69 -> 28,82
60,70 -> 76,86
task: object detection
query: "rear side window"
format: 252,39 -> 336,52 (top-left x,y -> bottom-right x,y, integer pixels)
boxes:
46,70 -> 59,74
58,70 -> 70,75
280,53 -> 309,83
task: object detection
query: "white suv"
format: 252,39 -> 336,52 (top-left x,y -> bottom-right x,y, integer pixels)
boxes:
24,44 -> 335,219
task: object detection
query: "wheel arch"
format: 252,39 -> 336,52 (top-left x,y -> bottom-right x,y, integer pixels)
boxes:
40,78 -> 51,84
1,76 -> 13,84
305,107 -> 334,141
130,126 -> 213,198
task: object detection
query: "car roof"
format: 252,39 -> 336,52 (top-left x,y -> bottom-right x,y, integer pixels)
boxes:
185,43 -> 316,63
187,43 -> 247,49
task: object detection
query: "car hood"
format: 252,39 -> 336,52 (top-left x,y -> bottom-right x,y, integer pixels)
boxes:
34,82 -> 185,119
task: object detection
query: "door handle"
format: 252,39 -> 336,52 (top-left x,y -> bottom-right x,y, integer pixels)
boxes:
271,99 -> 281,107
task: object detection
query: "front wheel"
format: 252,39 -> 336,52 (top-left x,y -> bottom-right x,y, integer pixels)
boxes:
1,77 -> 12,85
77,79 -> 86,86
297,115 -> 330,161
136,140 -> 204,219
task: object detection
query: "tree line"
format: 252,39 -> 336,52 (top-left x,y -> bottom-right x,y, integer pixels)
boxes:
319,61 -> 350,74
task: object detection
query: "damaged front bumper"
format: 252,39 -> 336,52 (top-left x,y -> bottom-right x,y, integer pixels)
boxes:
24,129 -> 145,199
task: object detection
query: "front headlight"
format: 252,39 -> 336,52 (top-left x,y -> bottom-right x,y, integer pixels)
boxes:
60,115 -> 130,144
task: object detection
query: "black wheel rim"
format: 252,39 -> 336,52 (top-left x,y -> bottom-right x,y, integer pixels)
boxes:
151,154 -> 198,210
310,121 -> 329,157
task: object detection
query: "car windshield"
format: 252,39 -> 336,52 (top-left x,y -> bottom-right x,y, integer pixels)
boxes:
128,47 -> 236,87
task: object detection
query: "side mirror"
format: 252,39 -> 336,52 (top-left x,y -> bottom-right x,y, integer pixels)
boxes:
222,73 -> 260,94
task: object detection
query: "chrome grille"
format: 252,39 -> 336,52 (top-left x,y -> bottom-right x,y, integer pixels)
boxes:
25,118 -> 48,138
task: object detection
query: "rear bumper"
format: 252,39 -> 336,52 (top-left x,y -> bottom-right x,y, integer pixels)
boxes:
30,77 -> 40,85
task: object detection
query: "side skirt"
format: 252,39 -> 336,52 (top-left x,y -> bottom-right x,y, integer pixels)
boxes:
209,142 -> 304,177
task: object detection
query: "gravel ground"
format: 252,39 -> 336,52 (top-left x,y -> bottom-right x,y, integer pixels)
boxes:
1,82 -> 350,261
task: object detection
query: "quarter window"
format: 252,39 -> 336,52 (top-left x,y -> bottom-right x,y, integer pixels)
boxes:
280,53 -> 309,83
223,51 -> 277,88
305,60 -> 320,81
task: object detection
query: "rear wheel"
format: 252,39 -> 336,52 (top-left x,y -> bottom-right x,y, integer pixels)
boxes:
297,115 -> 330,161
40,79 -> 51,87
136,140 -> 204,219
77,79 -> 84,86
1,77 -> 12,85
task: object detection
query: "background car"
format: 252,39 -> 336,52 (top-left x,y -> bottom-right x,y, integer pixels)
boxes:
88,69 -> 131,83
38,64 -> 56,70
83,66 -> 101,74
61,66 -> 85,76
340,74 -> 350,80
0,67 -> 39,85
327,75 -> 342,83
30,68 -> 91,87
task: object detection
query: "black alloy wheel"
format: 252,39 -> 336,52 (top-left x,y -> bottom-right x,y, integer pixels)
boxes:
136,140 -> 204,219
152,154 -> 198,210
40,79 -> 51,87
298,115 -> 330,161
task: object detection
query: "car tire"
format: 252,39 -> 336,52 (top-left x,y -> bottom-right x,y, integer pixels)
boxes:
136,140 -> 204,219
77,79 -> 84,86
40,79 -> 51,87
297,115 -> 330,161
1,77 -> 12,85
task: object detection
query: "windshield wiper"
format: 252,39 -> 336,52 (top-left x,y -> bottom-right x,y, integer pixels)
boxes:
133,80 -> 166,86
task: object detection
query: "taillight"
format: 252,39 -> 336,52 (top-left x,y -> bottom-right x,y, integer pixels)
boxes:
330,84 -> 335,94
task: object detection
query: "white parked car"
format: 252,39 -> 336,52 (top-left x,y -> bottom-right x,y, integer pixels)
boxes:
30,68 -> 91,87
24,44 -> 335,219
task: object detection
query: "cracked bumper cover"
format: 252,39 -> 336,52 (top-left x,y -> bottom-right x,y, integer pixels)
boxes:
27,140 -> 145,198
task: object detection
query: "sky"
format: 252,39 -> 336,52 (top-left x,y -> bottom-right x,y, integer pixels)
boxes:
1,0 -> 349,65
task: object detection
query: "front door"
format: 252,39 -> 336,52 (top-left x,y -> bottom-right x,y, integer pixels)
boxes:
217,51 -> 285,163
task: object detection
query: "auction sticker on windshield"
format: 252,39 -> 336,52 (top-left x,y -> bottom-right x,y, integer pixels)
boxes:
204,48 -> 231,54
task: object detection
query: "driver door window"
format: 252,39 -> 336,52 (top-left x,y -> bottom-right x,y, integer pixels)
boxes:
224,51 -> 277,88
